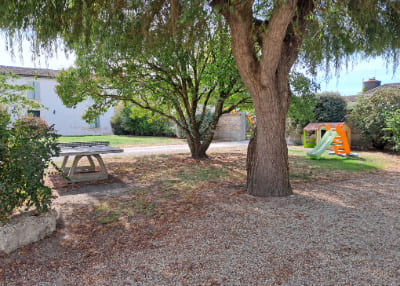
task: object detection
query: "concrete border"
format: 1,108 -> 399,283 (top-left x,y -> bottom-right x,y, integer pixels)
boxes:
0,209 -> 57,254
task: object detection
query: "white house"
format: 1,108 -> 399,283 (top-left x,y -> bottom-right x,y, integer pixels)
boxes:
0,65 -> 114,136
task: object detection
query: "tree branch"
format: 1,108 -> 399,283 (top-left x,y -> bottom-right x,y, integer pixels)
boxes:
260,0 -> 298,83
210,0 -> 261,95
222,96 -> 252,114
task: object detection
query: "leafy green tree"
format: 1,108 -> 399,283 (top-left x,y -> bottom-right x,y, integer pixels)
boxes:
313,92 -> 347,123
1,0 -> 400,196
211,0 -> 400,196
55,8 -> 249,159
352,88 -> 400,149
287,72 -> 319,129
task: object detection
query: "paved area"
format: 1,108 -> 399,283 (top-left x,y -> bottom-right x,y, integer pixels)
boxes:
116,140 -> 249,157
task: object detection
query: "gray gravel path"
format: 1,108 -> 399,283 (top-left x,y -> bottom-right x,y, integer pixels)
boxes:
116,140 -> 249,157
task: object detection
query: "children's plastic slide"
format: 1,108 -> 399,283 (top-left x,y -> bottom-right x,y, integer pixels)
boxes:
307,129 -> 338,159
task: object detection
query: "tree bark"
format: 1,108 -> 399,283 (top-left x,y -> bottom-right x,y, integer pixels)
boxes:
246,85 -> 292,196
190,143 -> 208,159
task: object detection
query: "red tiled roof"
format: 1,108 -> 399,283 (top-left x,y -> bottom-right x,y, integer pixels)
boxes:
303,122 -> 346,131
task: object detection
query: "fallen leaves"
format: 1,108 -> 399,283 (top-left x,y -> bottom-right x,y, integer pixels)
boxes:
3,150 -> 399,284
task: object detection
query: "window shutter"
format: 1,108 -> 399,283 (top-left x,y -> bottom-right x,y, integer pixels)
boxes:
27,81 -> 40,99
27,81 -> 35,99
34,81 -> 40,99
90,116 -> 100,128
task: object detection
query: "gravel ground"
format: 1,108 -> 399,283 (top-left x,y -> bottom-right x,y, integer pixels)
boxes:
1,154 -> 399,285
74,172 -> 399,285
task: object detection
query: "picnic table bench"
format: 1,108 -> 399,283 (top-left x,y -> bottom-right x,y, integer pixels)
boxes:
58,141 -> 123,183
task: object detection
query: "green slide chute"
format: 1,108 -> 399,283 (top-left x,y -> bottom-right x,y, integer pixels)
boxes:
307,130 -> 337,159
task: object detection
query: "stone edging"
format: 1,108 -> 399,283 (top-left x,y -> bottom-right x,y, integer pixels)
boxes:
0,209 -> 57,254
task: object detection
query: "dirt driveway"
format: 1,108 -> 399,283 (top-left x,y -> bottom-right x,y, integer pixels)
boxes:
1,151 -> 399,285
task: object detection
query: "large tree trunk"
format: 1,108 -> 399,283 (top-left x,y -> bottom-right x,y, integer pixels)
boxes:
246,87 -> 292,196
186,135 -> 208,159
211,0 -> 313,196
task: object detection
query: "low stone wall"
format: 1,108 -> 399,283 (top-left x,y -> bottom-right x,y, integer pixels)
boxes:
214,113 -> 246,141
0,209 -> 57,254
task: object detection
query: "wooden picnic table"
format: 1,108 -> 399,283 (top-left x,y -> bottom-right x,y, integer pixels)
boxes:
58,142 -> 123,183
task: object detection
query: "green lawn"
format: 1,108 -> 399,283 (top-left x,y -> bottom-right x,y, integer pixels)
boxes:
288,146 -> 386,173
58,135 -> 186,147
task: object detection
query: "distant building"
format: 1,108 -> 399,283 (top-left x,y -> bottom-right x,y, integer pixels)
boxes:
363,81 -> 400,94
343,77 -> 400,103
0,65 -> 113,136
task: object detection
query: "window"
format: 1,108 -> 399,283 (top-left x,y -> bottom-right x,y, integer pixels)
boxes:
27,110 -> 40,117
27,81 -> 40,100
90,116 -> 100,128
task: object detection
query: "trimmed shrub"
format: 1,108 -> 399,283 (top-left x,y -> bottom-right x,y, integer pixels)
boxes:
313,92 -> 347,122
351,88 -> 400,149
0,112 -> 60,222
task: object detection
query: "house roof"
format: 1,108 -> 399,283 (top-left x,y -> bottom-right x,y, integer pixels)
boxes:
303,122 -> 348,131
343,82 -> 400,103
363,83 -> 400,95
0,65 -> 59,78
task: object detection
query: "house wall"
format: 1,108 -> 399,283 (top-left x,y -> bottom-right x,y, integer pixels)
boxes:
11,76 -> 114,136
213,113 -> 246,141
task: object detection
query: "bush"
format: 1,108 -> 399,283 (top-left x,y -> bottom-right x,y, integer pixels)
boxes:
385,109 -> 400,151
110,105 -> 130,135
0,112 -> 60,222
351,88 -> 400,149
111,105 -> 176,137
313,92 -> 347,122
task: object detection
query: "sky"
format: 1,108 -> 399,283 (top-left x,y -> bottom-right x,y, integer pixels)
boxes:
1,36 -> 399,96
314,58 -> 399,96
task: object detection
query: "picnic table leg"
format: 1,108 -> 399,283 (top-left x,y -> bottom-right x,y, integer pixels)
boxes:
86,155 -> 96,171
93,154 -> 108,178
69,155 -> 84,178
61,155 -> 69,172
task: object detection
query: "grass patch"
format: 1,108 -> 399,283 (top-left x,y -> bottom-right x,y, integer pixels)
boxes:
307,156 -> 381,172
58,135 -> 186,147
95,199 -> 157,224
174,165 -> 228,182
96,202 -> 123,224
290,173 -> 312,180
288,146 -> 384,173
131,200 -> 157,216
